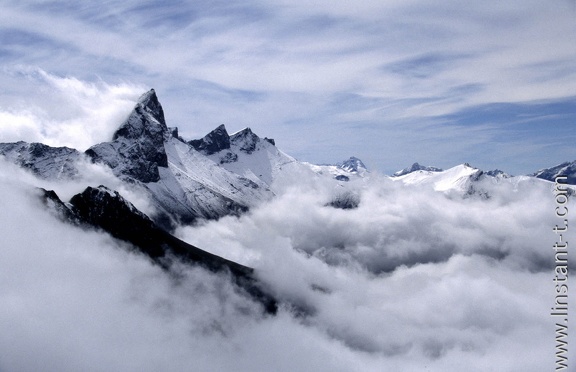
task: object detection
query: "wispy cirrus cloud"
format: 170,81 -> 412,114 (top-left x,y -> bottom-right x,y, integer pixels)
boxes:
0,0 -> 574,174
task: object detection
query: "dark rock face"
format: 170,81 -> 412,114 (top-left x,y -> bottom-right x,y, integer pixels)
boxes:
328,191 -> 360,210
264,137 -> 275,146
219,152 -> 238,164
470,169 -> 484,182
64,185 -> 277,313
85,89 -> 168,183
188,124 -> 231,155
0,141 -> 81,179
39,188 -> 81,224
189,125 -> 276,163
532,161 -> 576,184
70,186 -> 157,248
230,128 -> 261,154
335,175 -> 350,182
486,169 -> 510,177
168,127 -> 183,141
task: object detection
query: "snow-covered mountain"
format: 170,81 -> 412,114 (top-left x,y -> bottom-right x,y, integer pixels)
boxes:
80,90 -> 271,226
390,162 -> 551,197
337,156 -> 368,174
485,169 -> 511,178
531,160 -> 576,184
196,125 -> 312,189
0,141 -> 82,180
393,162 -> 443,177
2,88 -> 575,372
1,88 -> 573,231
392,163 -> 480,192
304,156 -> 369,183
85,89 -> 169,183
0,90 -> 367,228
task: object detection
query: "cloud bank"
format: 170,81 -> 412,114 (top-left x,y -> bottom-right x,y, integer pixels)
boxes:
174,173 -> 564,370
0,2 -> 574,370
0,155 -> 569,371
0,162 -> 354,372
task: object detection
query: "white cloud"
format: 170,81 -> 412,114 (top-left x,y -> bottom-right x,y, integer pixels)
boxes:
3,1 -> 574,106
0,162 -> 359,372
175,173 -> 563,370
0,2 -> 573,370
0,67 -> 145,151
0,143 -> 570,371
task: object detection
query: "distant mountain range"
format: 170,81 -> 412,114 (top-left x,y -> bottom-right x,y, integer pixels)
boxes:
530,161 -> 576,184
0,90 -> 369,230
393,162 -> 443,177
1,89 -> 573,313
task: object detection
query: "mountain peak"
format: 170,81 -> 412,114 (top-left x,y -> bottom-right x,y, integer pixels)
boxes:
190,125 -> 276,156
113,89 -> 167,142
531,160 -> 576,184
393,162 -> 442,177
135,89 -> 166,128
70,185 -> 150,225
189,124 -> 231,155
230,127 -> 257,142
230,127 -> 262,154
0,141 -> 81,180
85,90 -> 169,183
338,156 -> 367,173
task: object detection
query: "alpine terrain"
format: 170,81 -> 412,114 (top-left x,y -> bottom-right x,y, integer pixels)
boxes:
0,89 -> 572,372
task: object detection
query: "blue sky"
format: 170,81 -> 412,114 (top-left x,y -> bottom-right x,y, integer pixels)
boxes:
0,0 -> 575,175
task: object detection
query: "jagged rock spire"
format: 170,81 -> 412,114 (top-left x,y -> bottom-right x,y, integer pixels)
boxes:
230,127 -> 261,154
190,125 -> 276,156
113,89 -> 167,141
86,89 -> 169,183
189,124 -> 231,155
136,89 -> 167,127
